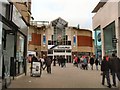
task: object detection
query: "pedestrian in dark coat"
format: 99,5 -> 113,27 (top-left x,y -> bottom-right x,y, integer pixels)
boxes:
109,53 -> 120,87
44,57 -> 52,74
90,56 -> 94,70
30,55 -> 39,75
101,56 -> 111,88
95,58 -> 99,70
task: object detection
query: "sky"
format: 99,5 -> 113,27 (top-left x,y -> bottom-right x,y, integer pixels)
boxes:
31,0 -> 100,30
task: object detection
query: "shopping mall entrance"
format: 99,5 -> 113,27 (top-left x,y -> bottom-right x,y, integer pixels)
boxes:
48,45 -> 72,63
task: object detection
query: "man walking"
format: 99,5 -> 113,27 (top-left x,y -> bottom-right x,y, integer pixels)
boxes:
44,57 -> 52,74
109,53 -> 120,87
101,56 -> 111,88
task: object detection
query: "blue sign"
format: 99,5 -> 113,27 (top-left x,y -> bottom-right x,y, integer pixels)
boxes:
73,36 -> 76,45
43,35 -> 46,44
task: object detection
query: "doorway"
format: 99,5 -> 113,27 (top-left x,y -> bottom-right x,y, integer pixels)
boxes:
2,28 -> 15,88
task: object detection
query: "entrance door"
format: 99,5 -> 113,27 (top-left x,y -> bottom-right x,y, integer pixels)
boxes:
66,56 -> 71,63
2,30 -> 14,88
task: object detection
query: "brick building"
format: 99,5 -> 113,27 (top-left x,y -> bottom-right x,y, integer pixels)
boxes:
28,17 -> 94,62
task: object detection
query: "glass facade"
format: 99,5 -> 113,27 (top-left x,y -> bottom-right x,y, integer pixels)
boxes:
16,32 -> 25,75
52,18 -> 68,45
53,26 -> 66,45
103,22 -> 116,55
94,26 -> 102,58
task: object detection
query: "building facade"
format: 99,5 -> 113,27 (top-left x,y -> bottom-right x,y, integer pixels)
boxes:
92,0 -> 120,58
28,17 -> 93,62
0,0 -> 31,89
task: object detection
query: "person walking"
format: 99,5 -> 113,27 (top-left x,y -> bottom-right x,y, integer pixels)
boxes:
101,56 -> 111,88
109,53 -> 120,87
95,58 -> 99,70
90,56 -> 94,70
44,57 -> 52,74
30,55 -> 39,76
53,58 -> 56,66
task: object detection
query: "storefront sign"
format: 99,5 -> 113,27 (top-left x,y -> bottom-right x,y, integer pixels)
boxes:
12,5 -> 27,29
73,36 -> 76,46
56,45 -> 71,49
48,45 -> 72,50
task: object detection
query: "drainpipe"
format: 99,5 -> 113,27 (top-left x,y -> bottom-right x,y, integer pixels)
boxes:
0,21 -> 3,90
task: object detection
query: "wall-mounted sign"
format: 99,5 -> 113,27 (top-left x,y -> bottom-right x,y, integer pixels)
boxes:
12,5 -> 27,29
73,36 -> 76,46
56,45 -> 71,49
43,35 -> 46,44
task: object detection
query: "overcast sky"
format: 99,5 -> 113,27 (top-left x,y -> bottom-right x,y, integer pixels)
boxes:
31,0 -> 100,30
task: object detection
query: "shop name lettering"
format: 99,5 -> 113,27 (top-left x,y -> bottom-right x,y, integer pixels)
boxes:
57,46 -> 70,49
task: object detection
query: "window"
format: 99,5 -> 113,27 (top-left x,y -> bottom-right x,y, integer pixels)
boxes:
66,50 -> 71,52
28,34 -> 32,41
103,22 -> 115,55
48,40 -> 52,45
48,50 -> 53,54
67,41 -> 71,45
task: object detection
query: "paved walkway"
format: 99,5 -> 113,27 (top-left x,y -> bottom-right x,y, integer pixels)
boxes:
7,63 -> 119,88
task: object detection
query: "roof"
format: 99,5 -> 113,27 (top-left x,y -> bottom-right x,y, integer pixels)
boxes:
69,27 -> 92,32
92,0 -> 108,13
51,17 -> 68,27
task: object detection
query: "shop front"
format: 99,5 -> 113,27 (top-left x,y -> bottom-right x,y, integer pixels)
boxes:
0,1 -> 28,89
12,4 -> 28,76
48,45 -> 72,62
103,22 -> 116,56
0,1 -> 15,88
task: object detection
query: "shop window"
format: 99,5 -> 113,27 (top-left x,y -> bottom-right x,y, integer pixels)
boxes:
66,50 -> 71,52
28,34 -> 32,41
67,41 -> 71,45
48,40 -> 52,45
48,50 -> 53,54
103,22 -> 115,55
16,32 -> 25,74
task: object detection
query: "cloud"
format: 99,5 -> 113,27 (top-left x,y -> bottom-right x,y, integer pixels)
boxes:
31,0 -> 100,30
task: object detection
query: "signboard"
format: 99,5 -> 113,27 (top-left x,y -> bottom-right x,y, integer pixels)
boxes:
73,36 -> 76,46
43,35 -> 46,44
112,38 -> 118,43
55,45 -> 71,49
12,6 -> 27,29
48,45 -> 71,50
